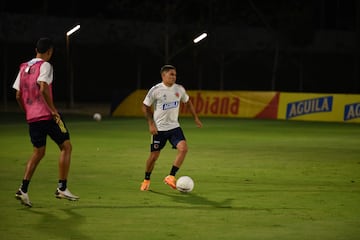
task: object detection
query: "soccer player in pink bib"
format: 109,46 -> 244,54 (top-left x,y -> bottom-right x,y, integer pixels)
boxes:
13,38 -> 79,207
140,65 -> 202,191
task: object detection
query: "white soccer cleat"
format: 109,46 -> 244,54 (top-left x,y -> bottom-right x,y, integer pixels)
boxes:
55,188 -> 80,201
15,189 -> 32,207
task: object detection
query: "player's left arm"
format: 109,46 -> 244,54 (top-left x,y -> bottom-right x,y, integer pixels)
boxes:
184,100 -> 202,128
13,72 -> 25,112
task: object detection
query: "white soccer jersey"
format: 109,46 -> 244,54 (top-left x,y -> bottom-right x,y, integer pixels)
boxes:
143,82 -> 189,131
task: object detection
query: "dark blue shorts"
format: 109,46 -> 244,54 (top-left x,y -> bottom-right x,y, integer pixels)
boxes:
28,117 -> 70,148
151,127 -> 186,152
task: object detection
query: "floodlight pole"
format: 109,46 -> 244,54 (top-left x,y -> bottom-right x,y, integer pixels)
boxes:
66,24 -> 80,108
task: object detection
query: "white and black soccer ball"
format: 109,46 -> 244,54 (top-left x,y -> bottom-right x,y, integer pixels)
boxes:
176,176 -> 194,193
93,113 -> 102,121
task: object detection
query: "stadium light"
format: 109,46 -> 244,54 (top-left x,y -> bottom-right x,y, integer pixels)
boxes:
166,31 -> 208,62
193,32 -> 207,44
66,25 -> 80,36
66,24 -> 80,108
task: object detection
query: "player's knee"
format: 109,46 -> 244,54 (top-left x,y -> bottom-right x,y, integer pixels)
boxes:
60,140 -> 72,152
149,151 -> 160,162
37,151 -> 45,159
177,142 -> 188,153
34,147 -> 46,159
182,147 -> 188,154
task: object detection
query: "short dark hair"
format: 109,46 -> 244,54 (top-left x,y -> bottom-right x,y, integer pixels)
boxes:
160,64 -> 176,75
36,37 -> 53,54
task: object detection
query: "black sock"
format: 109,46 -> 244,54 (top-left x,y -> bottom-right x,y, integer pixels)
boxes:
58,180 -> 67,191
145,172 -> 152,180
20,179 -> 30,193
170,166 -> 179,176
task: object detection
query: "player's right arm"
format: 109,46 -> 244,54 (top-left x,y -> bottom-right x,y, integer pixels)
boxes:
142,104 -> 158,135
38,62 -> 60,121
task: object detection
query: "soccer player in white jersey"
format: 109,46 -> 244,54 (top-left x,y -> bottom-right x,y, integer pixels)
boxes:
140,65 -> 202,191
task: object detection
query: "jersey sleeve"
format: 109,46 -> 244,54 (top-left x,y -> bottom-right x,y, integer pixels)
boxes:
37,62 -> 53,85
143,87 -> 155,107
12,72 -> 21,91
179,85 -> 190,103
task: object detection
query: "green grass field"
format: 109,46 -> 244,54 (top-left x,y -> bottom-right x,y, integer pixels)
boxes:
1,112 -> 359,240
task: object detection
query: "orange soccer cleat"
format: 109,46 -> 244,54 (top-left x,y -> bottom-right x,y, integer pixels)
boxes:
140,179 -> 150,191
164,175 -> 177,189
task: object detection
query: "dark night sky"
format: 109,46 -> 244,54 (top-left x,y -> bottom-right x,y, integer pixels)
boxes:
1,0 -> 358,30
1,0 -> 359,101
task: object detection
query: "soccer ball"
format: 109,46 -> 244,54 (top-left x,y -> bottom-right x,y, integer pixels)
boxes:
176,176 -> 194,193
93,113 -> 102,121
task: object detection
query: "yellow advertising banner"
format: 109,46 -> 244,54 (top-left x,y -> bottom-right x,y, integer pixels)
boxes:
112,90 -> 279,119
182,91 -> 279,118
278,92 -> 360,123
112,90 -> 148,117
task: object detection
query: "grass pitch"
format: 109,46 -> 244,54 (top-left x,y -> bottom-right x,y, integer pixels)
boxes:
0,112 -> 359,240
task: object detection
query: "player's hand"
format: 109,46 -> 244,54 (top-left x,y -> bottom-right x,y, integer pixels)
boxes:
195,117 -> 203,128
149,123 -> 158,135
52,112 -> 67,133
52,111 -> 61,123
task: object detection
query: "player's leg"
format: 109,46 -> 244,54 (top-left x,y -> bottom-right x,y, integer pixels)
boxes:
140,151 -> 160,191
57,140 -> 72,185
169,127 -> 188,170
173,140 -> 188,168
141,133 -> 166,191
23,146 -> 46,180
49,117 -> 79,200
145,151 -> 161,173
164,128 -> 188,189
15,146 -> 46,207
15,122 -> 47,207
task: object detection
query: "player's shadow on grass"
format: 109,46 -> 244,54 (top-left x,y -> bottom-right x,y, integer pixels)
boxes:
29,207 -> 90,240
149,190 -> 234,209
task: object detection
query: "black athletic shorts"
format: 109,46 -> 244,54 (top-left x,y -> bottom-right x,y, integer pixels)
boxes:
28,117 -> 70,148
150,127 -> 186,152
